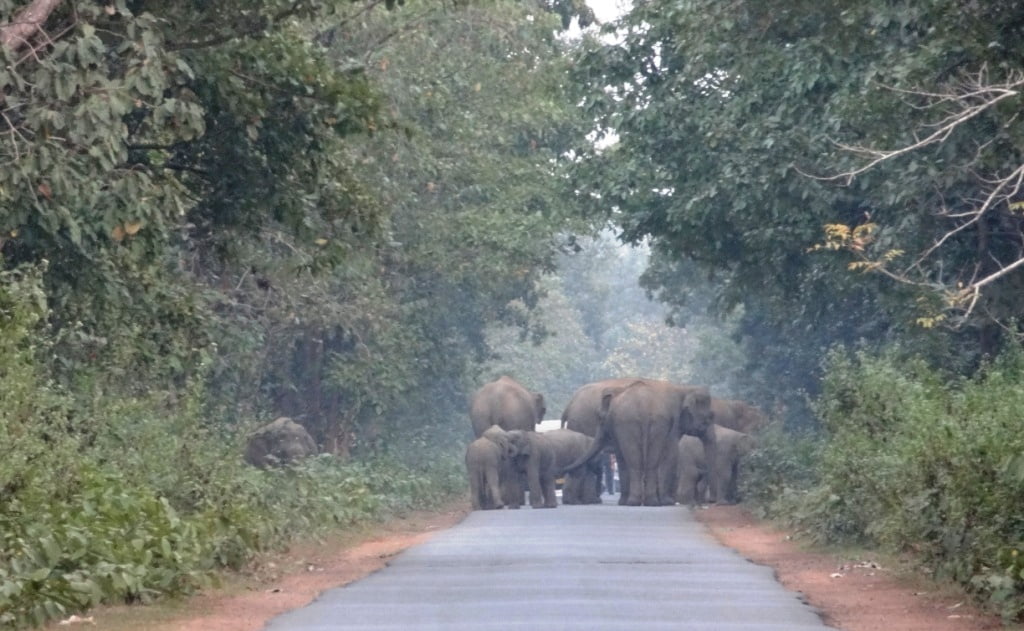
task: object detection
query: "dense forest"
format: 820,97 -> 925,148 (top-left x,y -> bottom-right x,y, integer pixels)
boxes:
2,0 -> 1024,626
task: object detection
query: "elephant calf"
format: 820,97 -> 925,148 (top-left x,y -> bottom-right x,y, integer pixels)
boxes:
677,424 -> 755,505
466,436 -> 505,510
676,435 -> 707,506
509,430 -> 560,509
537,428 -> 600,505
466,425 -> 526,510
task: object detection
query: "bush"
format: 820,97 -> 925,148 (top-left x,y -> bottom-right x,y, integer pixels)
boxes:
739,422 -> 823,515
0,359 -> 465,631
795,346 -> 1024,619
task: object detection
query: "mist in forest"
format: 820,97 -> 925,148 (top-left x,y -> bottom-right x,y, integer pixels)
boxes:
480,233 -> 745,417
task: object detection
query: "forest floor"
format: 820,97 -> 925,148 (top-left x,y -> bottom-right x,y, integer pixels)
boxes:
46,501 -> 1016,631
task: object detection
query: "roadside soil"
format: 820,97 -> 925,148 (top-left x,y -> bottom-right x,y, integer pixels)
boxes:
50,501 -> 1016,630
696,504 -> 1013,631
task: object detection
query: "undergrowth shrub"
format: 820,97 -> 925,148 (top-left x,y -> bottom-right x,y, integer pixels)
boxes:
796,346 -> 1024,620
739,422 -> 822,515
0,442 -> 463,629
0,325 -> 464,631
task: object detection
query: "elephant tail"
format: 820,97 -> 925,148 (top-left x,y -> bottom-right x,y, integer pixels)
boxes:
560,422 -> 605,475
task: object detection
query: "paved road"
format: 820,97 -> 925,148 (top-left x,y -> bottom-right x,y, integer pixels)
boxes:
265,498 -> 836,630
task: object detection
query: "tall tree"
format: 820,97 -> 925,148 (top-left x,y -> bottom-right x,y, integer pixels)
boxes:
568,0 -> 1021,415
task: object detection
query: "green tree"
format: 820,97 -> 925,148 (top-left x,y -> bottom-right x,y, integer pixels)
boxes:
567,0 -> 1022,421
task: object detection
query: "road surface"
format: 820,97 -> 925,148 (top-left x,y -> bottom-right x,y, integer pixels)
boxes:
265,499 -> 836,630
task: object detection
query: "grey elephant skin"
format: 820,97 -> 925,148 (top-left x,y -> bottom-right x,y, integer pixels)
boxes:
678,424 -> 755,505
465,426 -> 519,510
244,417 -> 317,468
469,377 -> 545,507
469,376 -> 545,437
566,379 -> 715,506
507,430 -> 560,508
711,398 -> 767,434
560,378 -> 649,503
536,428 -> 599,505
676,434 -> 707,505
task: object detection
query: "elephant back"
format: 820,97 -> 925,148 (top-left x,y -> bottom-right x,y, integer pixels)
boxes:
561,378 -> 645,436
469,376 -> 545,437
711,398 -> 767,433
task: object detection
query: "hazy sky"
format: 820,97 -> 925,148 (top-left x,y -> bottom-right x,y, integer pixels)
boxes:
589,0 -> 630,22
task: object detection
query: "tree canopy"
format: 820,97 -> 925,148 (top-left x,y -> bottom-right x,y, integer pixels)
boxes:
567,0 -> 1024,414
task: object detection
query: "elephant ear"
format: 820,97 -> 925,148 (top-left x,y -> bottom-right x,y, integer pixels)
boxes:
485,429 -> 513,458
498,435 -> 515,458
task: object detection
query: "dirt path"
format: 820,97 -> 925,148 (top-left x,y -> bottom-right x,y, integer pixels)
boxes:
51,502 -> 1015,630
696,505 -> 1010,631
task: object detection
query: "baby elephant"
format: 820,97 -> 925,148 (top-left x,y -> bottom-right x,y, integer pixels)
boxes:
677,424 -> 755,505
507,430 -> 560,509
465,425 -> 522,510
466,435 -> 505,510
539,428 -> 600,505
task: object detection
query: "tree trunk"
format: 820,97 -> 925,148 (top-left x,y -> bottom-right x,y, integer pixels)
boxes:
0,0 -> 63,52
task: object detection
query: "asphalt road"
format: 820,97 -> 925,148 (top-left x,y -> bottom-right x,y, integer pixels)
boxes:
264,497 -> 837,630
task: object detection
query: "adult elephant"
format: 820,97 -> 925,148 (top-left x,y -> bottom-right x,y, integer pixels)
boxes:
538,428 -> 600,505
711,398 -> 767,434
470,376 -> 546,437
470,377 -> 545,507
565,379 -> 715,506
561,378 -> 643,503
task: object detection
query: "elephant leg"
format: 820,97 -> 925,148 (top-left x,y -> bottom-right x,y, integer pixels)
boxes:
588,466 -> 604,503
589,469 -> 602,503
616,447 -> 632,505
624,462 -> 645,506
711,456 -> 734,505
485,464 -> 504,509
676,468 -> 695,505
502,461 -> 523,508
528,467 -> 546,509
642,458 -> 661,506
603,455 -> 615,495
703,436 -> 720,504
567,471 -> 589,504
469,473 -> 484,510
578,465 -> 599,503
657,441 -> 679,506
561,474 -> 577,504
541,472 -> 558,508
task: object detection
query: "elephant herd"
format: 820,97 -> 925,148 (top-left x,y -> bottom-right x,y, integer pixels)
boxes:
465,376 -> 766,509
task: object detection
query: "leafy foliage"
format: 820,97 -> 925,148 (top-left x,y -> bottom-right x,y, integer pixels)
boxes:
567,0 -> 1024,428
785,348 -> 1024,619
0,0 -> 584,627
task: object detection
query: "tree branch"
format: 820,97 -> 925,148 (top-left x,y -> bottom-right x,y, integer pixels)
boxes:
0,0 -> 63,53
